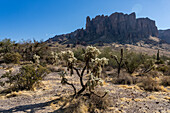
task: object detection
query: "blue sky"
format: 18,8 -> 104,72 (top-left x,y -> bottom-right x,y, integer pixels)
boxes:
0,0 -> 170,42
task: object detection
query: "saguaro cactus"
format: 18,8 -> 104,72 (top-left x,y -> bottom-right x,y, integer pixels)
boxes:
157,49 -> 160,61
111,48 -> 124,78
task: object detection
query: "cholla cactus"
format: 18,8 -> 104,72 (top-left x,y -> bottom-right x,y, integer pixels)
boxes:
83,46 -> 101,73
57,46 -> 109,97
84,46 -> 101,61
51,51 -> 59,65
91,57 -> 109,77
59,50 -> 77,75
87,73 -> 104,90
33,54 -> 40,64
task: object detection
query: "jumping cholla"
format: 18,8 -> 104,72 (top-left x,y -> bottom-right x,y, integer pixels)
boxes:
51,51 -> 59,65
33,54 -> 40,64
58,46 -> 109,97
58,50 -> 77,75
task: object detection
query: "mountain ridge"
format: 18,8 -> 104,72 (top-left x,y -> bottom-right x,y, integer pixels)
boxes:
159,29 -> 170,43
47,12 -> 167,45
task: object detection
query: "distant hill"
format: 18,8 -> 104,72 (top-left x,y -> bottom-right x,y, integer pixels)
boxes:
47,12 -> 162,45
159,29 -> 170,43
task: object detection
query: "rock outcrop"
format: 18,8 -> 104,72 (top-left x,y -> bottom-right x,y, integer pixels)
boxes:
159,29 -> 170,43
47,12 -> 158,44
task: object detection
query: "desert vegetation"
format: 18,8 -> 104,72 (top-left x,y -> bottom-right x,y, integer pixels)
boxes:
0,39 -> 170,112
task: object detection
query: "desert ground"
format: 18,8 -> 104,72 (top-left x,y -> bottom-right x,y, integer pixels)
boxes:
0,66 -> 169,113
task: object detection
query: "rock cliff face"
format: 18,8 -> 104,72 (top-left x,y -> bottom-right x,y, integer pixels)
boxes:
47,12 -> 158,44
159,29 -> 170,43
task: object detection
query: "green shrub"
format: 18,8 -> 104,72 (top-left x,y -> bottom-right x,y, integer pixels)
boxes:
0,64 -> 50,92
73,48 -> 85,61
156,65 -> 169,73
3,52 -> 22,64
0,39 -> 14,54
140,59 -> 155,73
124,52 -> 147,74
98,47 -> 119,68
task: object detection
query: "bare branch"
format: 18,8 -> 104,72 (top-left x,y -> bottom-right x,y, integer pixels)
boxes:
73,67 -> 80,77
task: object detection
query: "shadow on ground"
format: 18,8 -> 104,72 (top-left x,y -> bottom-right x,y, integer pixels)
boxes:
0,97 -> 71,113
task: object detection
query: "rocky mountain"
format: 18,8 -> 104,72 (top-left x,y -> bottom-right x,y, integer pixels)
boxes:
47,12 -> 159,45
159,29 -> 170,43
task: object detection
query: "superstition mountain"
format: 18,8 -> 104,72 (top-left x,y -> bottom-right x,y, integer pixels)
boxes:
159,29 -> 170,44
47,12 -> 166,45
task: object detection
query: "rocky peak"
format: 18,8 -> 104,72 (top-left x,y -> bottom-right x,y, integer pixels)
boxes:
47,12 -> 159,45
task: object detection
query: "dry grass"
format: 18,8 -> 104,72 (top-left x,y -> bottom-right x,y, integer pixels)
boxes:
5,90 -> 33,98
134,98 -> 146,102
0,95 -> 6,100
118,85 -> 143,91
158,86 -> 169,92
137,77 -> 161,91
164,96 -> 170,101
120,97 -> 132,102
146,95 -> 157,100
59,91 -> 111,113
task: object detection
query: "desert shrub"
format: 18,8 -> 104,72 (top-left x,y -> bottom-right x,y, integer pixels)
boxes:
155,59 -> 165,64
98,47 -> 119,68
64,92 -> 111,113
137,77 -> 160,91
160,55 -> 170,62
0,39 -> 14,54
3,52 -> 22,64
156,65 -> 169,73
18,40 -> 50,62
140,59 -> 155,73
143,70 -> 164,78
161,76 -> 170,86
0,64 -> 50,92
112,74 -> 134,85
88,92 -> 111,112
124,52 -> 147,74
73,48 -> 85,61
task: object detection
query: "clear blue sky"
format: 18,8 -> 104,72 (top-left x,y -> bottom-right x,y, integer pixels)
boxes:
0,0 -> 170,42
